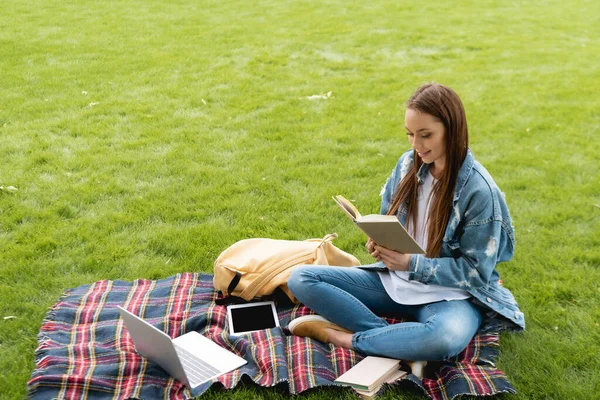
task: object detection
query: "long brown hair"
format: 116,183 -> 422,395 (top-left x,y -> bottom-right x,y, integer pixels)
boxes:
387,84 -> 469,257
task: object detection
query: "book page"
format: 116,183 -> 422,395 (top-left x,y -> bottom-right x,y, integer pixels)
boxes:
333,195 -> 361,220
357,214 -> 398,223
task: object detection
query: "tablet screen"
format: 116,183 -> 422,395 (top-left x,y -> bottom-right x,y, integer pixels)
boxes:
227,302 -> 279,335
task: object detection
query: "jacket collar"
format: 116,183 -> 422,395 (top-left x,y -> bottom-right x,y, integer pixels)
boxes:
454,149 -> 474,202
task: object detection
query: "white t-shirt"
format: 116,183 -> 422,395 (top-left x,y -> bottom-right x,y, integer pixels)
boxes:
377,171 -> 470,305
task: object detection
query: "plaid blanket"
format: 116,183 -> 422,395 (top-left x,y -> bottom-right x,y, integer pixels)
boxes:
28,273 -> 516,399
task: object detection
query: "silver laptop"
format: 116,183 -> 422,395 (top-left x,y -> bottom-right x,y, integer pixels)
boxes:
117,306 -> 247,389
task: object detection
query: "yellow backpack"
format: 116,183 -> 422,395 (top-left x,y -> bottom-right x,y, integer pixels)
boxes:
213,233 -> 360,304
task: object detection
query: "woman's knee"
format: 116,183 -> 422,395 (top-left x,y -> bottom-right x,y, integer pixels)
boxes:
287,265 -> 316,295
429,318 -> 478,359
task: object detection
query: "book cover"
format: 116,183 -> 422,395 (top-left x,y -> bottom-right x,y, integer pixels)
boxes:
334,356 -> 401,391
332,195 -> 425,254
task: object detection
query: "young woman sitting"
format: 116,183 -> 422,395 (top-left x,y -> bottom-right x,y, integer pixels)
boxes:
287,83 -> 525,370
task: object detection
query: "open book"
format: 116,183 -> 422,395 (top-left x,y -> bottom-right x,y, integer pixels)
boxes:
333,195 -> 425,254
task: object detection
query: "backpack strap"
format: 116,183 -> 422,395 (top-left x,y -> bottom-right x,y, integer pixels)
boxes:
227,271 -> 243,296
215,294 -> 247,305
318,232 -> 338,246
215,287 -> 294,306
214,271 -> 243,305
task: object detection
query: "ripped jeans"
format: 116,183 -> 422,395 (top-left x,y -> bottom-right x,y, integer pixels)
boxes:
287,265 -> 483,361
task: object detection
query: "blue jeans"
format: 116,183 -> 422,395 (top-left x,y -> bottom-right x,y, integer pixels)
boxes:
287,265 -> 483,361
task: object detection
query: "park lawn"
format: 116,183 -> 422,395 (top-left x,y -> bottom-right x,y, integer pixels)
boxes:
1,0 -> 598,398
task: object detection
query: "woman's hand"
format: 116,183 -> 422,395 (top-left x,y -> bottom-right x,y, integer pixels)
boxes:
365,238 -> 376,256
372,245 -> 411,271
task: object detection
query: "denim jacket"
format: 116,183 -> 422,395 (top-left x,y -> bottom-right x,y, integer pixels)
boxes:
376,149 -> 525,331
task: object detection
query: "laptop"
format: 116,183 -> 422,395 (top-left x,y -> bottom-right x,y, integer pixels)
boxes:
117,306 -> 247,389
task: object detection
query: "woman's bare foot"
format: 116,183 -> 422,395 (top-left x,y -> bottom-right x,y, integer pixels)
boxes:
406,360 -> 428,379
325,328 -> 353,348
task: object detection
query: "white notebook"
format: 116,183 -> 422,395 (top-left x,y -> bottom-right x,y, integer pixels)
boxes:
334,356 -> 401,391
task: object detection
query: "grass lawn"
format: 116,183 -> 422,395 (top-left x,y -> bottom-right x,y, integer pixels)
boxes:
1,0 -> 599,398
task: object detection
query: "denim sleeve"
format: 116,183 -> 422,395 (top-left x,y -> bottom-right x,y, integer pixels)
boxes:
379,168 -> 396,215
407,195 -> 514,290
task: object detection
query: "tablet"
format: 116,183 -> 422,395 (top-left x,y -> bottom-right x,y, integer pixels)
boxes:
226,301 -> 280,335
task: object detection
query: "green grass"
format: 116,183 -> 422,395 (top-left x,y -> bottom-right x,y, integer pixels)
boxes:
1,0 -> 599,398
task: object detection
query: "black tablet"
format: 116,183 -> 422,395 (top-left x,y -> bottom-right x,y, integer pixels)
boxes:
226,301 -> 280,335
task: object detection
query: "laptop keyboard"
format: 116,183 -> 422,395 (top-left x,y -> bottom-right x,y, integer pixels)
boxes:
174,344 -> 221,386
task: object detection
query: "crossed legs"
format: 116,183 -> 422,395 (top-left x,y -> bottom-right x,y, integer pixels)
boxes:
287,265 -> 482,361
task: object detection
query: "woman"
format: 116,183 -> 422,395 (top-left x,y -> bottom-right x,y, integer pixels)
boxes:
287,83 -> 525,365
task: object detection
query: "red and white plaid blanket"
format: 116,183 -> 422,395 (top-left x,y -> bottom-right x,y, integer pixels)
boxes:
28,273 -> 516,399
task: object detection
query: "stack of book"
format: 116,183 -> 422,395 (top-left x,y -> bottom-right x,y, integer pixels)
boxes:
334,356 -> 407,399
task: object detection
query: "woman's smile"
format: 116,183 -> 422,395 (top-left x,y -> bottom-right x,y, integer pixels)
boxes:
417,150 -> 431,159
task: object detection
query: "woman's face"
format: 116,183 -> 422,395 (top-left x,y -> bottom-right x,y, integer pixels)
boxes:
404,108 -> 446,176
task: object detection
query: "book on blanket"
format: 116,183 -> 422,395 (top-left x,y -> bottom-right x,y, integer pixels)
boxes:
332,195 -> 425,254
334,356 -> 403,392
353,369 -> 408,400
